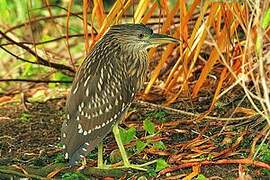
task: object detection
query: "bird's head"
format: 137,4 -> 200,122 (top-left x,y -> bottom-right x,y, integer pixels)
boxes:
106,24 -> 179,51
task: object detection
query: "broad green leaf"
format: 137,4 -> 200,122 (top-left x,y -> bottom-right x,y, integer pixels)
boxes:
120,127 -> 136,145
153,141 -> 166,150
143,119 -> 155,135
136,140 -> 147,153
155,158 -> 169,172
196,174 -> 207,180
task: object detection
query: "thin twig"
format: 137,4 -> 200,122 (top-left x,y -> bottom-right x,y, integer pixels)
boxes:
159,158 -> 270,176
0,79 -> 72,83
0,30 -> 75,75
134,100 -> 259,121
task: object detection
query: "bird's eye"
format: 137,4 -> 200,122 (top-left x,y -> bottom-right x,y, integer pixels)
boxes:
138,33 -> 144,39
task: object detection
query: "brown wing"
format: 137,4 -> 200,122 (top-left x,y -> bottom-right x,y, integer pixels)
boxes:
61,53 -> 134,165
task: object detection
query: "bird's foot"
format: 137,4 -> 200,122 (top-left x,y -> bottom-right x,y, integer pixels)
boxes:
97,163 -> 111,169
116,160 -> 157,171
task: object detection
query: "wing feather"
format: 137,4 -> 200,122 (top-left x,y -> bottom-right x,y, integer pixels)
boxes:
61,52 -> 134,165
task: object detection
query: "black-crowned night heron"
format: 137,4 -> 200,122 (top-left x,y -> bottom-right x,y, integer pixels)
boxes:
61,23 -> 178,170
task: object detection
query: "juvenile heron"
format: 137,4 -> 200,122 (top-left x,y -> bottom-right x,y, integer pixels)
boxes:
61,24 -> 178,169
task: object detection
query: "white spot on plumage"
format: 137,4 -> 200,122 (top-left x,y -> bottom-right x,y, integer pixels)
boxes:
78,128 -> 83,134
99,109 -> 103,115
102,122 -> 105,127
114,114 -> 118,119
102,99 -> 105,104
88,129 -> 92,133
85,142 -> 90,146
78,124 -> 82,129
108,67 -> 112,75
93,102 -> 97,109
95,125 -> 101,130
65,152 -> 68,159
63,145 -> 66,149
83,131 -> 88,136
95,93 -> 99,100
80,155 -> 85,158
82,148 -> 87,152
108,104 -> 112,109
86,88 -> 89,97
72,83 -> 79,94
76,116 -> 80,121
101,68 -> 104,79
67,114 -> 70,119
63,133 -> 66,138
115,98 -> 118,105
97,83 -> 101,91
84,76 -> 91,87
105,107 -> 109,112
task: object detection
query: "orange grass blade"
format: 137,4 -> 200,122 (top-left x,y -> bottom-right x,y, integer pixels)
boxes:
192,3 -> 241,97
164,0 -> 203,90
115,0 -> 133,22
93,0 -> 105,27
209,67 -> 228,111
144,3 -> 180,94
165,1 -> 211,104
134,0 -> 151,23
90,0 -> 129,48
141,2 -> 158,24
83,0 -> 89,53
66,0 -> 75,69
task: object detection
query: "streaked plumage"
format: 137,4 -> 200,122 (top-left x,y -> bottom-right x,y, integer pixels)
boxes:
61,24 -> 179,167
61,24 -> 151,165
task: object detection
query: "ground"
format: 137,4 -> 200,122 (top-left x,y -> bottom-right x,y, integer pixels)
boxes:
0,88 -> 269,179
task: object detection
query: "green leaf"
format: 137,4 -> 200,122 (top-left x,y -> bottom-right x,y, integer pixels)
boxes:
155,158 -> 169,172
262,8 -> 270,29
153,141 -> 166,150
143,119 -> 155,135
62,172 -> 83,180
120,127 -> 136,145
136,140 -> 147,153
196,174 -> 207,180
257,143 -> 270,163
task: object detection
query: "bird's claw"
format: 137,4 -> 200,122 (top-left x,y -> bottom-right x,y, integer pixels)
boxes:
116,160 -> 157,171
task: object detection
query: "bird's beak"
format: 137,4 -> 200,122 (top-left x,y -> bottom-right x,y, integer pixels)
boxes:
148,33 -> 180,47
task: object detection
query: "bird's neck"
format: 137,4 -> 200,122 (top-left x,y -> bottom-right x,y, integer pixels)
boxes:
121,48 -> 148,91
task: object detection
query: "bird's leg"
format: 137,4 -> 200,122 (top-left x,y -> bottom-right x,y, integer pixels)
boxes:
97,142 -> 111,169
112,123 -> 155,171
97,143 -> 104,168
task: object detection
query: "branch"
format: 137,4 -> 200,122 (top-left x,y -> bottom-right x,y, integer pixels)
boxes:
159,158 -> 270,176
0,33 -> 95,47
0,31 -> 75,75
0,79 -> 72,83
0,163 -> 128,178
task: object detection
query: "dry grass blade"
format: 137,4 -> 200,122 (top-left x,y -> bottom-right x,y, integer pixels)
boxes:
83,0 -> 90,53
134,0 -> 151,23
90,0 -> 129,48
93,0 -> 105,28
144,3 -> 180,94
